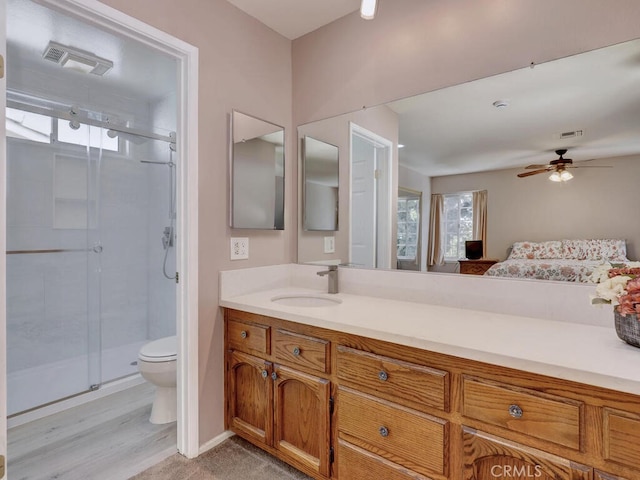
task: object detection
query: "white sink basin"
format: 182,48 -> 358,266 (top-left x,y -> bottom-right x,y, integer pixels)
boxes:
270,294 -> 342,307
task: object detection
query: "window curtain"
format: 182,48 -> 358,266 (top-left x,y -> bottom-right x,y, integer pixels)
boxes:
472,190 -> 488,258
427,194 -> 445,266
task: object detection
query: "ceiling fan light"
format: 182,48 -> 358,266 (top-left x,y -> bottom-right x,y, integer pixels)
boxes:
560,170 -> 574,181
360,0 -> 377,20
549,171 -> 562,182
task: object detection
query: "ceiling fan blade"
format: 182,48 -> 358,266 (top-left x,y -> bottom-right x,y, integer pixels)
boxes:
517,169 -> 549,178
567,165 -> 612,169
524,164 -> 550,169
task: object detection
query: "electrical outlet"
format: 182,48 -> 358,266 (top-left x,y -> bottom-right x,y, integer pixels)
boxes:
324,236 -> 335,254
230,237 -> 249,260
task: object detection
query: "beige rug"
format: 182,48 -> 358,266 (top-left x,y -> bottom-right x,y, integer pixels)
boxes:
130,436 -> 312,480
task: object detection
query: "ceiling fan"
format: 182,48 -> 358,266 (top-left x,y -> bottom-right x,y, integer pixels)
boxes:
517,149 -> 610,181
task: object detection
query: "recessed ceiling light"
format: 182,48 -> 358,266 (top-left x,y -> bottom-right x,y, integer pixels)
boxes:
398,144 -> 405,149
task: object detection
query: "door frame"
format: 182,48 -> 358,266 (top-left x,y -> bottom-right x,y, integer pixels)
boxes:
2,0 -> 200,459
348,122 -> 393,269
1,0 -> 7,475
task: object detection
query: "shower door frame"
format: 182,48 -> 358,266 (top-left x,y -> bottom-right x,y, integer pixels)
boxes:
0,0 -> 201,459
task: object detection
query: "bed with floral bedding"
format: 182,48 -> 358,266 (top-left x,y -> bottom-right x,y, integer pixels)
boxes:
483,239 -> 629,282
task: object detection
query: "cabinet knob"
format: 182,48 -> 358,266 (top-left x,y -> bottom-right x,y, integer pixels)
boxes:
271,372 -> 278,381
378,370 -> 388,381
240,330 -> 247,339
508,404 -> 523,419
261,369 -> 268,379
379,426 -> 389,437
293,347 -> 301,356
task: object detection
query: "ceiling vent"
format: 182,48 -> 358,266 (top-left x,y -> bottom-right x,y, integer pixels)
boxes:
553,129 -> 583,140
42,41 -> 113,76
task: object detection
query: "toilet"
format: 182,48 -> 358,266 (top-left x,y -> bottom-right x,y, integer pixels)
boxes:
138,335 -> 177,424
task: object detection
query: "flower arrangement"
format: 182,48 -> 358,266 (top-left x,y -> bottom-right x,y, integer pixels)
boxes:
590,262 -> 640,316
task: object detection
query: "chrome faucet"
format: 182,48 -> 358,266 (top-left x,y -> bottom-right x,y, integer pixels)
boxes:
317,265 -> 339,294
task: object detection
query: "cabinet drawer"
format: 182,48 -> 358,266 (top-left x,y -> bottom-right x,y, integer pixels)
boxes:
338,387 -> 447,477
336,345 -> 448,412
228,318 -> 270,355
603,408 -> 640,470
462,376 -> 582,450
274,329 -> 329,374
337,439 -> 432,480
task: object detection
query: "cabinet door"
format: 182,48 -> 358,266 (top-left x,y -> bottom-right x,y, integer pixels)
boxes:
227,350 -> 273,446
463,427 -> 591,480
273,364 -> 331,477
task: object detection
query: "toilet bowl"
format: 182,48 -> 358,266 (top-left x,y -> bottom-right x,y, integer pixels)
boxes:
138,335 -> 177,424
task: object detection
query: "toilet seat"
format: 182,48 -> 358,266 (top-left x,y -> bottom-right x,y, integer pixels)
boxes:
139,336 -> 177,363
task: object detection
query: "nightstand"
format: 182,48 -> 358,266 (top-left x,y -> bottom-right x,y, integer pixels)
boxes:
458,259 -> 499,275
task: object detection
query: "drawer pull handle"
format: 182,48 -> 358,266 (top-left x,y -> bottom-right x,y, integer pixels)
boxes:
378,370 -> 388,381
240,330 -> 247,339
261,369 -> 268,379
509,404 -> 523,419
379,426 -> 389,437
271,372 -> 278,381
293,347 -> 301,356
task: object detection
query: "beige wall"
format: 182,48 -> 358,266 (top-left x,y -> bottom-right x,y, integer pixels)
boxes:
297,105 -> 398,265
99,0 -> 640,448
431,154 -> 640,261
100,0 -> 293,444
292,0 -> 640,125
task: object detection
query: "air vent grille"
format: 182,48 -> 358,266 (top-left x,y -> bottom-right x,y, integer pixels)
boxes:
43,45 -> 66,64
554,130 -> 583,140
41,41 -> 113,76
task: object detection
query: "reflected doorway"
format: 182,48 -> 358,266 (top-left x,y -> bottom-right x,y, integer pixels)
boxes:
349,123 -> 393,269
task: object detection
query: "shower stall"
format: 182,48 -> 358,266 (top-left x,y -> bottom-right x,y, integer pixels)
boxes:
6,0 -> 179,416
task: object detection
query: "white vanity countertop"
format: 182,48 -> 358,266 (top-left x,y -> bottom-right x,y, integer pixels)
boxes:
220,286 -> 640,395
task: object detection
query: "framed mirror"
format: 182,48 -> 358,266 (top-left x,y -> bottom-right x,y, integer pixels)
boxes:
229,110 -> 284,230
302,136 -> 339,231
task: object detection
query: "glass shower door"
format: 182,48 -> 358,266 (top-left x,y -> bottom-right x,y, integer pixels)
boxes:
6,108 -> 102,415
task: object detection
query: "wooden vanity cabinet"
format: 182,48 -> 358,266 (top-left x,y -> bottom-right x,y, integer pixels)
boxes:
224,308 -> 640,480
227,350 -> 273,445
273,364 -> 331,477
462,428 -> 591,480
225,310 -> 332,479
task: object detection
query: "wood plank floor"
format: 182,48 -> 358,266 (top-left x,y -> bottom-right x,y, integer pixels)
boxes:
8,382 -> 177,480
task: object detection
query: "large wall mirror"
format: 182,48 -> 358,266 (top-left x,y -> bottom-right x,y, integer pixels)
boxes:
230,110 -> 284,230
302,136 -> 339,231
297,38 -> 640,281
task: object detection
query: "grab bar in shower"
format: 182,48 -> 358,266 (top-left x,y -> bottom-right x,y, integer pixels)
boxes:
6,248 -> 92,255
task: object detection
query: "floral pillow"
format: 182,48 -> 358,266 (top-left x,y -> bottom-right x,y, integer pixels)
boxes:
562,239 -> 627,261
508,241 -> 563,260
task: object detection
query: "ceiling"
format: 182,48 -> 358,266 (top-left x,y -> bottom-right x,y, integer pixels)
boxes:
6,0 -> 177,106
225,0 -> 361,39
388,38 -> 640,177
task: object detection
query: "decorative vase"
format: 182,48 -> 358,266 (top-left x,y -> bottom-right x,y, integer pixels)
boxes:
614,310 -> 640,348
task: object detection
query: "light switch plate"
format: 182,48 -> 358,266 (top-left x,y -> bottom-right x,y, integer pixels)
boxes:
324,236 -> 335,254
230,237 -> 249,260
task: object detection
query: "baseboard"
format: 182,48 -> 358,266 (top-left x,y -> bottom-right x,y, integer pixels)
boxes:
198,430 -> 235,455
